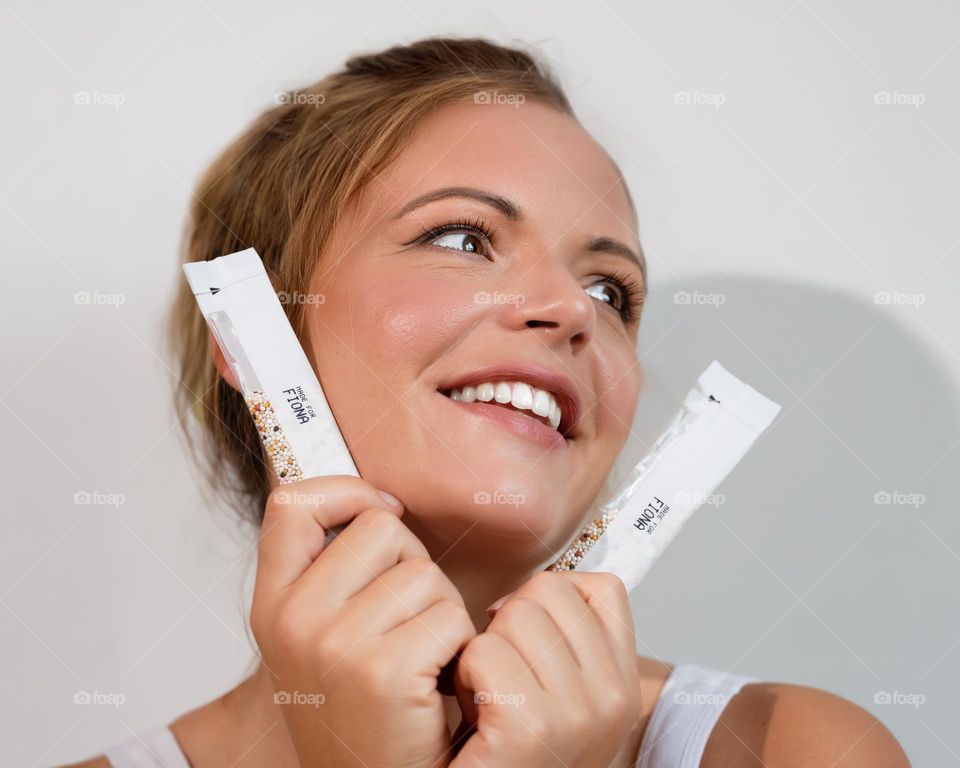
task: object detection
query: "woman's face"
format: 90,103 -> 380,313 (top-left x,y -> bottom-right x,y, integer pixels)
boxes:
303,97 -> 645,564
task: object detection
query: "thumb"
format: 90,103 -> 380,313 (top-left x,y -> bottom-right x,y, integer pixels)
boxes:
453,656 -> 479,728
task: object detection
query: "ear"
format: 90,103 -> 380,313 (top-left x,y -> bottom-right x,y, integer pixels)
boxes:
209,332 -> 241,392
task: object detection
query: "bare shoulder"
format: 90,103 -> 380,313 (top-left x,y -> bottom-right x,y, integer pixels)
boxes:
58,757 -> 111,767
635,655 -> 675,734
702,680 -> 911,767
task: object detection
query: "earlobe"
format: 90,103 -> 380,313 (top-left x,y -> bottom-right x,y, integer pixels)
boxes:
209,332 -> 241,392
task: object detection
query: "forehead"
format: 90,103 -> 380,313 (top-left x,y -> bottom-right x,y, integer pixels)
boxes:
363,98 -> 638,246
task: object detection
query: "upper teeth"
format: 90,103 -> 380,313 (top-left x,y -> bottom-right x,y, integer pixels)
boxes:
447,381 -> 563,431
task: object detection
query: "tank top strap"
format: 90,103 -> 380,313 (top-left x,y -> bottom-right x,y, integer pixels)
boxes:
637,663 -> 757,768
104,725 -> 190,768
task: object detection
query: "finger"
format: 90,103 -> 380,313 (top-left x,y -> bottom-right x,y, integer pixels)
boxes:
558,571 -> 638,682
296,506 -> 430,604
454,630 -> 533,727
336,556 -> 464,637
508,571 -> 621,681
485,597 -> 581,692
384,599 -> 477,680
255,475 -> 402,598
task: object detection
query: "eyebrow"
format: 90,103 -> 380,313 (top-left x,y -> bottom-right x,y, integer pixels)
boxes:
393,185 -> 647,288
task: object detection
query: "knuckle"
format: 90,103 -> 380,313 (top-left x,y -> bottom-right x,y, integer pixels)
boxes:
355,506 -> 398,530
600,571 -> 628,596
524,569 -> 562,594
563,702 -> 592,734
460,630 -> 496,666
271,602 -> 310,650
520,711 -> 551,743
405,555 -> 439,578
433,597 -> 461,616
595,686 -> 632,728
358,654 -> 398,694
588,570 -> 626,598
313,629 -> 347,664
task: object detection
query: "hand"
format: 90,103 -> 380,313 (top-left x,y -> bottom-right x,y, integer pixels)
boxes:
250,475 -> 477,768
451,571 -> 643,768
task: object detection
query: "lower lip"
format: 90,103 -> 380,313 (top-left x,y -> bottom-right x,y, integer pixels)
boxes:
438,392 -> 569,449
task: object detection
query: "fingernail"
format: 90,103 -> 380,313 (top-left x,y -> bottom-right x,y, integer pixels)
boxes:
378,490 -> 403,509
485,591 -> 513,616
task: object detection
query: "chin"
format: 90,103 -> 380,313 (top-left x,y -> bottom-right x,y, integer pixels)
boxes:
404,472 -> 577,559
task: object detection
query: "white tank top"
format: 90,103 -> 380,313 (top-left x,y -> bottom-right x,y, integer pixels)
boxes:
104,663 -> 755,767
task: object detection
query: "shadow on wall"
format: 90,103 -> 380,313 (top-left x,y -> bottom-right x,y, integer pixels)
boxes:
614,274 -> 958,753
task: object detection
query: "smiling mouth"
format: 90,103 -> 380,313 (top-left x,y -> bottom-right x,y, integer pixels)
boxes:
438,379 -> 569,437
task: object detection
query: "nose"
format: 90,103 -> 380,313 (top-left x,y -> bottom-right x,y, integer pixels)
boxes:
497,261 -> 596,351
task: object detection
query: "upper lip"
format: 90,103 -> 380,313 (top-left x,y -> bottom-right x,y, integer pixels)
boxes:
437,362 -> 583,438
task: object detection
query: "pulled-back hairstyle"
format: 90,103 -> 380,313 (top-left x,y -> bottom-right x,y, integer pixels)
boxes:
167,37 -> 576,525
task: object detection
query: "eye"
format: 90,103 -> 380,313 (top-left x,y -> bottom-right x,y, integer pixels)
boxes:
413,215 -> 496,259
433,231 -> 485,255
585,281 -> 621,308
585,270 -> 645,325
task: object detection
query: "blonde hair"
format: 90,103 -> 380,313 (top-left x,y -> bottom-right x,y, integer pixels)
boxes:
167,36 -> 575,525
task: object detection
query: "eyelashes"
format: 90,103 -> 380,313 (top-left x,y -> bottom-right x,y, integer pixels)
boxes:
595,269 -> 645,325
413,216 -> 498,256
410,216 -> 644,324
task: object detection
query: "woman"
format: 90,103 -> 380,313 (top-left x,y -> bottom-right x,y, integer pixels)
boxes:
68,36 -> 910,767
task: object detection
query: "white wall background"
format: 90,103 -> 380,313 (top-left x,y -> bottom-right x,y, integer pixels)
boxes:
2,1 -> 957,765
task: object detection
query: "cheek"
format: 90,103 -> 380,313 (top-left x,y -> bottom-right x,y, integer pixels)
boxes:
308,267 -> 475,424
366,271 -> 472,361
593,340 -> 642,437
